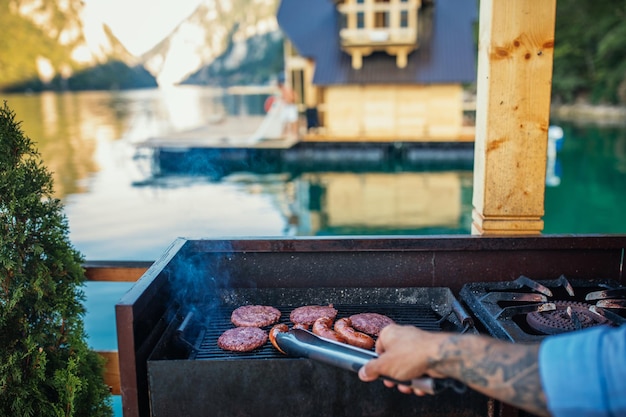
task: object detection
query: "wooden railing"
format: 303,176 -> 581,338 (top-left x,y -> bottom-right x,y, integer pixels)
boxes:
337,1 -> 419,46
84,261 -> 152,395
336,0 -> 420,68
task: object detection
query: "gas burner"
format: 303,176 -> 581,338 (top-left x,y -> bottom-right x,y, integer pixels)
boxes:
460,276 -> 626,342
586,288 -> 626,310
526,301 -> 609,335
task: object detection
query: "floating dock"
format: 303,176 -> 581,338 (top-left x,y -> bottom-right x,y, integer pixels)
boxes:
135,114 -> 475,179
139,115 -> 298,150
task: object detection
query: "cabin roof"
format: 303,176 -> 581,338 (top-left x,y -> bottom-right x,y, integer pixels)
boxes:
276,0 -> 477,85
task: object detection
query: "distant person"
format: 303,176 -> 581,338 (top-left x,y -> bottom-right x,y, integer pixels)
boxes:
277,76 -> 299,139
359,323 -> 626,417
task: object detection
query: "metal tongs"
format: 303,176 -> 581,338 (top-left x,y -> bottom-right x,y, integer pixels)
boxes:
273,328 -> 466,395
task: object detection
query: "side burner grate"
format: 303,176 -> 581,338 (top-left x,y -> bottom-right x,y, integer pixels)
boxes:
460,276 -> 626,342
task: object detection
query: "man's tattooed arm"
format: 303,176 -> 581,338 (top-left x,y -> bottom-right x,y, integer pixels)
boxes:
359,325 -> 550,416
431,334 -> 549,417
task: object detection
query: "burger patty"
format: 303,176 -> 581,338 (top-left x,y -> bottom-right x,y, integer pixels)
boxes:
217,327 -> 268,352
290,305 -> 338,326
231,305 -> 281,327
349,313 -> 394,336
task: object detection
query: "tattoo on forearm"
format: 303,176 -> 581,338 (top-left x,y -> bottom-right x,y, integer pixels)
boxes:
434,335 -> 548,416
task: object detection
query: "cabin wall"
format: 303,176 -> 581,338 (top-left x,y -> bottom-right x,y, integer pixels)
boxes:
321,84 -> 465,141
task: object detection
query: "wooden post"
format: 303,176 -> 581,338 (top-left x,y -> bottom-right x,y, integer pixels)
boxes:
472,0 -> 557,235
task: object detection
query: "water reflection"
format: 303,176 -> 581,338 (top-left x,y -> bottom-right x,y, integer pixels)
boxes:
292,171 -> 473,235
543,122 -> 626,234
2,87 -> 263,199
135,140 -> 474,239
4,92 -> 105,197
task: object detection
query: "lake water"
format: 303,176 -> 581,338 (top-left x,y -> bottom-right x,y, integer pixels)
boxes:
3,86 -> 626,414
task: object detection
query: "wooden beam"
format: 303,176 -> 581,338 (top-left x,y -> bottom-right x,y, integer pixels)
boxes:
97,350 -> 121,395
83,261 -> 152,282
472,0 -> 557,235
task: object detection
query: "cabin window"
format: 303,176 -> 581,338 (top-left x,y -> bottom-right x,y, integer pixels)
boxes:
291,69 -> 305,106
375,11 -> 389,28
357,12 -> 365,28
340,13 -> 348,29
400,10 -> 409,28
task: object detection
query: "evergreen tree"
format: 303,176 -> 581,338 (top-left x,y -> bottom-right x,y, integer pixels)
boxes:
0,101 -> 112,416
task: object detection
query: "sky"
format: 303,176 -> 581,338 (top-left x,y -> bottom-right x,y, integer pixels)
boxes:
83,0 -> 204,56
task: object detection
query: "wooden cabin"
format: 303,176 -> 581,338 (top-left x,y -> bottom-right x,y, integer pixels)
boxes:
276,0 -> 477,142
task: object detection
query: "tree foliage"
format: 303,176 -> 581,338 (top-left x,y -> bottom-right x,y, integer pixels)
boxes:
0,0 -> 83,90
552,0 -> 626,104
0,0 -> 152,92
0,101 -> 112,417
184,31 -> 285,87
62,61 -> 158,91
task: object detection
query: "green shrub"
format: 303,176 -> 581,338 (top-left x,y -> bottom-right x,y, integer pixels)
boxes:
0,101 -> 112,417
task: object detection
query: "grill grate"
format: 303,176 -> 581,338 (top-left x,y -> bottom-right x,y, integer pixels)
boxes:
193,303 -> 446,360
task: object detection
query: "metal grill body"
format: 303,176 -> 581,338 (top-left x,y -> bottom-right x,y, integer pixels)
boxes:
116,236 -> 626,417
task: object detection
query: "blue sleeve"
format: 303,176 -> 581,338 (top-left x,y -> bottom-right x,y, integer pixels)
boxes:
539,325 -> 626,417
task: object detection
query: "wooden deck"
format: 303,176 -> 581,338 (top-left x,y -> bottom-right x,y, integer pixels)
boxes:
137,115 -> 299,150
302,125 -> 476,143
136,113 -> 475,152
86,261 -> 151,396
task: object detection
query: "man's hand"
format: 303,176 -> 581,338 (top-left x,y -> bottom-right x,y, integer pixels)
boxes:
358,324 -> 549,416
358,324 -> 448,395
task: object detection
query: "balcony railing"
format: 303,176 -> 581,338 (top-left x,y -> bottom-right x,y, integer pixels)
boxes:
340,27 -> 418,46
336,0 -> 421,68
337,1 -> 419,44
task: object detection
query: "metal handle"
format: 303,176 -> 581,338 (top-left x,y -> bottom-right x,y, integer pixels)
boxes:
380,373 -> 465,395
408,376 -> 466,395
275,329 -> 466,395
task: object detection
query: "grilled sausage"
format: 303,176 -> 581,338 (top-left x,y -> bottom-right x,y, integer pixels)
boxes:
312,316 -> 346,343
269,323 -> 289,354
334,317 -> 375,350
293,322 -> 310,331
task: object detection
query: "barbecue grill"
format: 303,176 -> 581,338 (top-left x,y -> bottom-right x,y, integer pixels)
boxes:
116,235 -> 626,417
